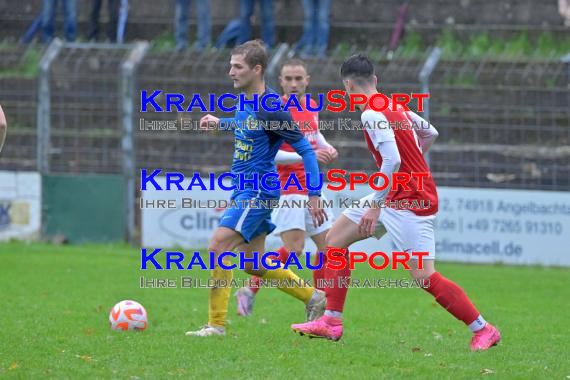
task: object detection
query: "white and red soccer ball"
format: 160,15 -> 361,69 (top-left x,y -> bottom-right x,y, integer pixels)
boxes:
109,300 -> 148,331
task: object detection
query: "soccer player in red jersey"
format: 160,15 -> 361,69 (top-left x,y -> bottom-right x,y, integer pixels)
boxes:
235,58 -> 338,318
291,55 -> 501,351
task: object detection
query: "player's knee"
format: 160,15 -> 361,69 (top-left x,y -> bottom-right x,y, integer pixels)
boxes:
243,261 -> 263,276
407,258 -> 435,280
207,241 -> 219,254
286,242 -> 304,256
207,237 -> 229,255
242,261 -> 255,273
325,234 -> 346,249
408,266 -> 435,281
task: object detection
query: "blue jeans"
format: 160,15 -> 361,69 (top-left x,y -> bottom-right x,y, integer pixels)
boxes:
237,0 -> 275,48
88,0 -> 119,41
295,0 -> 330,56
117,0 -> 129,44
42,0 -> 77,43
174,0 -> 211,51
214,19 -> 241,48
22,14 -> 43,43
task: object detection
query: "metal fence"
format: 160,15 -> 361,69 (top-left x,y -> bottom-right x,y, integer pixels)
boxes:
32,40 -> 148,243
426,56 -> 570,190
1,42 -> 569,191
0,44 -> 39,171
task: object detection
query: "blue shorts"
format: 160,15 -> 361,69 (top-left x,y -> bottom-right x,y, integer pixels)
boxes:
218,189 -> 278,243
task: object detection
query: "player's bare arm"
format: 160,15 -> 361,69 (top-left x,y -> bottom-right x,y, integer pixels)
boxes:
199,114 -> 220,128
312,131 -> 338,164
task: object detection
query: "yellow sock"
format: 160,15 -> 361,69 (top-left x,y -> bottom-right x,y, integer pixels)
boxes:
261,267 -> 314,303
208,263 -> 233,328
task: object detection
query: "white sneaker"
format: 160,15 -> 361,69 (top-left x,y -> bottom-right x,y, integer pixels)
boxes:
305,289 -> 326,321
185,325 -> 225,337
235,287 -> 255,316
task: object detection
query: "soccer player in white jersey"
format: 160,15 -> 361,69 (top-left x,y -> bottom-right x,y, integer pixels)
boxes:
291,55 -> 501,351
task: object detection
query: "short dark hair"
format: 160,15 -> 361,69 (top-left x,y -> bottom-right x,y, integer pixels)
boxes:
280,58 -> 308,74
340,54 -> 375,85
231,40 -> 268,74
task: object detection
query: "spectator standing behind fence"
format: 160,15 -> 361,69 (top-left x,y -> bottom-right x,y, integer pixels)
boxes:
559,0 -> 570,26
237,0 -> 275,49
174,0 -> 212,52
116,0 -> 129,43
294,0 -> 331,58
88,0 -> 119,42
42,0 -> 77,43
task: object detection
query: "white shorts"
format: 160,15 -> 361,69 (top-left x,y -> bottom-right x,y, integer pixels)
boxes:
272,193 -> 334,237
342,193 -> 436,259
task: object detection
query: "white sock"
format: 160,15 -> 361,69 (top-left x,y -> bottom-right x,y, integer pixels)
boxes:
324,310 -> 343,318
468,315 -> 487,332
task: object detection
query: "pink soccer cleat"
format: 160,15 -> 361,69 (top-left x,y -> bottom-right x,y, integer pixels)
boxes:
291,315 -> 343,341
470,323 -> 501,351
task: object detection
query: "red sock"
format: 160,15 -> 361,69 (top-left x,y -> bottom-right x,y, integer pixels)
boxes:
275,246 -> 291,264
324,247 -> 351,312
249,276 -> 261,294
312,250 -> 327,291
423,272 -> 480,325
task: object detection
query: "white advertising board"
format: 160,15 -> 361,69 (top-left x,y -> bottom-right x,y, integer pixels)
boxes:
434,187 -> 570,266
142,176 -> 570,267
0,171 -> 42,241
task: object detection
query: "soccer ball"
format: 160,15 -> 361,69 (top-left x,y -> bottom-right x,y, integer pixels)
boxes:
109,300 -> 148,331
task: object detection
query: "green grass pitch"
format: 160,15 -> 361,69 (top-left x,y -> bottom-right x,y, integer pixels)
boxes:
1,242 -> 569,379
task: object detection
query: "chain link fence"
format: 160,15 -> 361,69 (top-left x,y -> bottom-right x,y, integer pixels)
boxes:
0,44 -> 40,171
1,44 -> 568,192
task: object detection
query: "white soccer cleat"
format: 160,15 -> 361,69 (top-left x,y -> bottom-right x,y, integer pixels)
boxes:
305,289 -> 326,321
235,287 -> 256,316
185,325 -> 225,337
